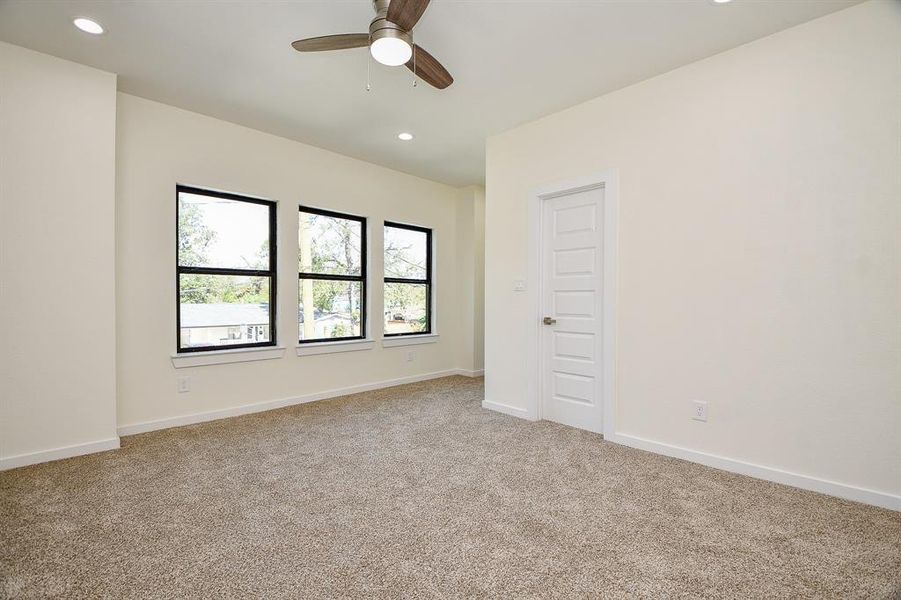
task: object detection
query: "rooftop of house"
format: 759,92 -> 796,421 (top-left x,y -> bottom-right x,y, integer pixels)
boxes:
180,303 -> 270,328
180,303 -> 356,327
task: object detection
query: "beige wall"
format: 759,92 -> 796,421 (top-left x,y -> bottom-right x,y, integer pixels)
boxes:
473,188 -> 486,371
455,185 -> 486,374
116,94 -> 477,430
0,43 -> 119,465
485,1 -> 900,500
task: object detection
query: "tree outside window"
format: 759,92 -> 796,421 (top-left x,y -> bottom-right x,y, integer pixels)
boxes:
298,208 -> 366,342
384,222 -> 431,336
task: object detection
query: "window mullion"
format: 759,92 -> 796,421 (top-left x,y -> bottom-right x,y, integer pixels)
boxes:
298,273 -> 363,282
180,266 -> 273,277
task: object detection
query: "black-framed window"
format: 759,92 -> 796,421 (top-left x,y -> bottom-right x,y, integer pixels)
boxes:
176,185 -> 277,353
298,207 -> 367,342
384,221 -> 432,336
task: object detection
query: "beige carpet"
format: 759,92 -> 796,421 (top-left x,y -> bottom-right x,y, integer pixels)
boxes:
1,376 -> 899,598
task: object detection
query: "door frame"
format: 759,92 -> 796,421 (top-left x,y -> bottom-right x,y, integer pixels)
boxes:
525,170 -> 618,438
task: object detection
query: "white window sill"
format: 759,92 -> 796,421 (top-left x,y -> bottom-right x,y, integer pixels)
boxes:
381,334 -> 440,348
296,339 -> 375,356
171,346 -> 286,368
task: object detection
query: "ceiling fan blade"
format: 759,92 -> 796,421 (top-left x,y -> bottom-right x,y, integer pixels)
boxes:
406,45 -> 453,89
292,34 -> 369,53
387,0 -> 430,31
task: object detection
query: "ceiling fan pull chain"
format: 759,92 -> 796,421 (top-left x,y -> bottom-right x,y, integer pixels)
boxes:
412,37 -> 418,88
366,33 -> 372,92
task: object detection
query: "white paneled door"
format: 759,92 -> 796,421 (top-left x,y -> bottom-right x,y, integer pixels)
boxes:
540,186 -> 605,433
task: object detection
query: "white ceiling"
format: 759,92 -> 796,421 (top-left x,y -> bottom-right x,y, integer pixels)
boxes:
0,0 -> 860,186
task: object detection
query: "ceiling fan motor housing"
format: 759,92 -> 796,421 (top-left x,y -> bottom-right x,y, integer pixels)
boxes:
369,20 -> 412,47
370,0 -> 412,48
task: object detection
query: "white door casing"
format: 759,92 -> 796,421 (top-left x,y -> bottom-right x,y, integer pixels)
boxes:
523,171 -> 616,437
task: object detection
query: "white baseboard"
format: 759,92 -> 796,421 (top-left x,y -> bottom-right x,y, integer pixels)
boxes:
0,437 -> 120,471
455,368 -> 484,378
609,433 -> 900,512
482,399 -> 535,420
118,369 -> 468,437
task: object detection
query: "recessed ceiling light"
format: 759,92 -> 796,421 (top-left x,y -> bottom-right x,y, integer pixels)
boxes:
73,17 -> 104,35
397,132 -> 414,141
712,0 -> 734,3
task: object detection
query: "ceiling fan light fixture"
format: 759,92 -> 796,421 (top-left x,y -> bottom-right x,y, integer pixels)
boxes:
370,36 -> 412,67
368,23 -> 413,67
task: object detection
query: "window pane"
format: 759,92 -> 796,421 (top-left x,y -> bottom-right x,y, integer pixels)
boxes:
299,212 -> 363,276
384,226 -> 427,279
179,274 -> 271,348
299,279 -> 363,340
179,191 -> 270,270
384,282 -> 427,334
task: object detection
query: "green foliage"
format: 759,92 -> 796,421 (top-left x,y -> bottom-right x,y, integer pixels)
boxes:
313,281 -> 342,313
384,243 -> 423,279
247,239 -> 269,270
180,204 -> 422,323
385,282 -> 425,313
179,199 -> 268,305
178,199 -> 216,266
299,214 -> 362,275
384,229 -> 427,323
180,274 -> 269,304
299,213 -> 362,314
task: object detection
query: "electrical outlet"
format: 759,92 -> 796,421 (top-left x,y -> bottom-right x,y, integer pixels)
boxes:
406,351 -> 414,363
513,280 -> 526,292
691,400 -> 708,422
177,376 -> 191,393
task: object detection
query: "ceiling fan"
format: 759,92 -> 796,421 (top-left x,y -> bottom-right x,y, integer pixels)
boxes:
291,0 -> 453,90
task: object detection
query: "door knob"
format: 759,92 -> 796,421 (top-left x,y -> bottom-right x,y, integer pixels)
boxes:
543,317 -> 557,325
